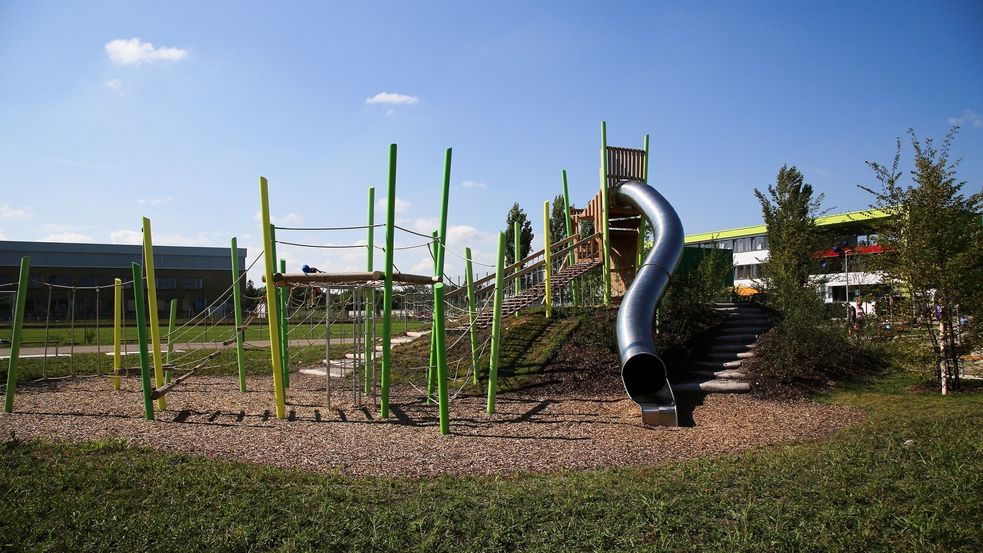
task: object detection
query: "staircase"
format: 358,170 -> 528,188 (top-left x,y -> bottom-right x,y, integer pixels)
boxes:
473,260 -> 601,329
674,302 -> 772,394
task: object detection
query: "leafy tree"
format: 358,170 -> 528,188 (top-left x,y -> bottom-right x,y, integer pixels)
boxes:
861,127 -> 983,393
549,195 -> 569,245
503,203 -> 534,265
754,165 -> 826,317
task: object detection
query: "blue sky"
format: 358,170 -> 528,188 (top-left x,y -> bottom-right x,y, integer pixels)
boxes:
1,0 -> 981,280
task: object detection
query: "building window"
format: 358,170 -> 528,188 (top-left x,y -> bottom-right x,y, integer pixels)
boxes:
716,240 -> 733,250
156,277 -> 177,290
752,235 -> 768,250
183,277 -> 204,290
734,238 -> 751,253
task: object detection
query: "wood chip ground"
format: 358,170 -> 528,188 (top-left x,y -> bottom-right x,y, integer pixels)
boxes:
0,373 -> 864,478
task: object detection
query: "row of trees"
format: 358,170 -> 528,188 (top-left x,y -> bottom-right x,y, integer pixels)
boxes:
756,127 -> 982,395
502,196 -> 571,264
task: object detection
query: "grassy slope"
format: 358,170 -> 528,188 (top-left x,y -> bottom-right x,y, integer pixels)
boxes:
0,373 -> 980,551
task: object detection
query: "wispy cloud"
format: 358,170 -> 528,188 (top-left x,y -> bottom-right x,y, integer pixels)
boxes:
105,37 -> 189,66
134,197 -> 172,206
0,204 -> 31,220
104,78 -> 131,96
948,109 -> 983,128
366,91 -> 419,105
377,197 -> 410,214
110,229 -> 142,244
461,180 -> 487,189
254,211 -> 305,226
41,232 -> 93,243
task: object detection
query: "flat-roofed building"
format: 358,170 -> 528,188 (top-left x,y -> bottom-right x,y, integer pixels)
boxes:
0,241 -> 246,322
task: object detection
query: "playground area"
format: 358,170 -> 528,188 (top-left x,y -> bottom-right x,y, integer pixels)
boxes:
0,372 -> 862,477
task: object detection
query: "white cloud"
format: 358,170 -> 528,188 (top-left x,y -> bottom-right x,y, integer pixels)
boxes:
103,78 -> 131,96
412,217 -> 439,234
461,180 -> 487,189
105,37 -> 189,66
41,232 -> 93,243
0,231 -> 6,240
377,197 -> 410,214
134,197 -> 172,206
0,204 -> 31,220
365,91 -> 419,105
254,211 -> 305,226
948,109 -> 983,128
110,229 -> 143,244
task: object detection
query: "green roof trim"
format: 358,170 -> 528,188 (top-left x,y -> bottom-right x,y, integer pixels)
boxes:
684,208 -> 892,244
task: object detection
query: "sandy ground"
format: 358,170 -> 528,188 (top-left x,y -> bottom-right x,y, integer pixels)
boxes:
0,373 -> 865,477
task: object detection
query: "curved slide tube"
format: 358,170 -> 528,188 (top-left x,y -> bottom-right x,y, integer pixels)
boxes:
613,181 -> 685,426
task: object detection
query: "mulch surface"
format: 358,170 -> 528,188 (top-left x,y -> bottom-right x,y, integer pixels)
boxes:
0,372 -> 864,478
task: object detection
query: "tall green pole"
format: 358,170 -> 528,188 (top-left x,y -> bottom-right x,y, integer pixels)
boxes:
464,247 -> 479,384
513,220 -> 521,294
3,256 -> 29,413
131,262 -> 155,421
435,148 -> 452,278
164,299 -> 177,384
230,237 -> 247,392
365,187 -> 375,395
380,144 -> 397,418
279,258 -> 289,388
562,169 -> 579,306
434,283 -> 451,435
427,229 -> 439,402
487,232 -> 506,414
259,177 -> 286,419
600,121 -> 612,306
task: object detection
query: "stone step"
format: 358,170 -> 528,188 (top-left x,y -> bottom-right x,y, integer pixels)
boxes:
694,359 -> 744,370
705,350 -> 756,361
406,331 -> 429,338
674,379 -> 751,394
708,343 -> 754,353
692,368 -> 747,380
716,325 -> 768,336
713,333 -> 761,343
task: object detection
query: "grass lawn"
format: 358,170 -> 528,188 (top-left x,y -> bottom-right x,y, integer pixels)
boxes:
0,372 -> 980,551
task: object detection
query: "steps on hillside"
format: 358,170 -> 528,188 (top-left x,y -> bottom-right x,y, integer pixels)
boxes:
679,303 -> 772,395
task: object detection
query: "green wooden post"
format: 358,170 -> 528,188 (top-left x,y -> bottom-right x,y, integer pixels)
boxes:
230,237 -> 247,392
513,220 -> 521,294
131,262 -> 155,421
278,258 -> 289,388
562,170 -> 579,306
464,247 -> 479,384
434,283 -> 451,435
380,144 -> 397,418
600,121 -> 612,306
364,187 -> 375,394
164,299 -> 177,384
3,256 -> 29,413
487,232 -> 506,414
427,229 -> 438,402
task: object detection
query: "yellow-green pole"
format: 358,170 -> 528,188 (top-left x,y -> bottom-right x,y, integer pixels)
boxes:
112,277 -> 122,390
543,201 -> 552,318
562,170 -> 578,306
164,299 -> 177,384
3,256 -> 30,413
230,237 -> 247,392
131,262 -> 155,421
279,258 -> 289,388
464,247 -> 479,384
600,121 -> 612,306
364,187 -> 375,395
259,177 -> 286,419
380,145 -> 397,418
142,217 -> 166,410
487,232 -> 506,414
434,283 -> 451,435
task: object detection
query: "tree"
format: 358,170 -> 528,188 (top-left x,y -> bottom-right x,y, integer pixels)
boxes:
754,165 -> 825,316
503,203 -> 534,265
861,127 -> 983,394
549,195 -> 569,246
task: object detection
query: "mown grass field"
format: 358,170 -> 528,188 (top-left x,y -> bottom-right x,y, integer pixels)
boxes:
0,372 -> 980,551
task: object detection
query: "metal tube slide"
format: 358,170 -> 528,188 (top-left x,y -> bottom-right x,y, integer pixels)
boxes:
613,181 -> 685,426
